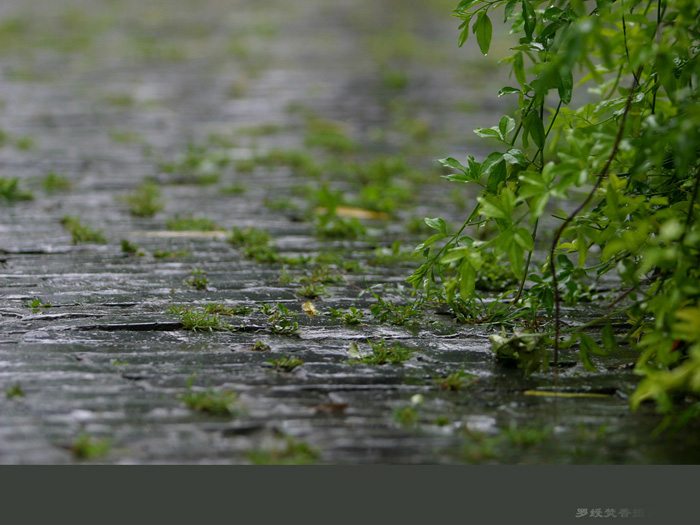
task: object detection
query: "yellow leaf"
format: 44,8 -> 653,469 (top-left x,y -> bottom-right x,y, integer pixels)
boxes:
523,390 -> 611,398
316,206 -> 392,220
302,301 -> 318,317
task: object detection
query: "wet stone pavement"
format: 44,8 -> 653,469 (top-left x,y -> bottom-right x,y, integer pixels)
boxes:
1,0 -> 699,464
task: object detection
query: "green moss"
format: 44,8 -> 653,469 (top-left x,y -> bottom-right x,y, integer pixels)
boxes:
61,216 -> 107,244
247,435 -> 319,465
122,182 -> 164,217
180,387 -> 240,416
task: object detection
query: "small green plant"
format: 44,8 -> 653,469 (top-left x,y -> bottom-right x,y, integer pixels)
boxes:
122,181 -> 164,217
380,67 -> 409,90
393,405 -> 419,426
14,136 -> 35,150
201,303 -> 253,316
120,239 -> 145,256
180,387 -> 240,417
408,0 -> 700,425
369,293 -> 423,326
229,226 -> 272,248
370,240 -> 413,265
5,383 -> 24,399
61,216 -> 107,244
250,149 -> 321,177
262,303 -> 299,335
27,298 -> 51,310
329,307 -> 364,325
229,226 -> 292,263
350,339 -> 413,366
252,340 -> 271,351
296,282 -> 329,299
70,433 -> 111,460
166,215 -> 221,231
267,356 -> 303,372
159,142 -> 229,184
0,177 -> 33,202
460,429 -> 501,464
221,182 -> 247,194
169,305 -> 234,332
304,118 -> 357,154
314,213 -> 366,240
153,249 -> 191,259
437,369 -> 477,391
247,435 -> 319,465
489,330 -> 548,377
435,415 -> 451,427
42,172 -> 71,192
503,422 -> 552,448
185,268 -> 210,290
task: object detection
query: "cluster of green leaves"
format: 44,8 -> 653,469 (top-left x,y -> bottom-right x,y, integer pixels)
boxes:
70,433 -> 111,460
266,356 -> 304,372
411,0 -> 700,421
229,226 -> 306,264
261,303 -> 299,335
349,339 -> 414,365
0,177 -> 34,202
166,215 -> 222,231
368,287 -> 425,326
179,386 -> 240,417
160,142 -> 229,184
121,181 -> 164,217
61,216 -> 107,244
329,306 -> 365,325
280,264 -> 344,298
437,368 -> 477,391
247,435 -> 319,465
169,305 -> 237,332
185,267 -> 210,290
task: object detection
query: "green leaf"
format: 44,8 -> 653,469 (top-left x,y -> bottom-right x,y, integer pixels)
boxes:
498,86 -> 522,97
424,217 -> 447,235
579,334 -> 598,372
480,152 -> 505,176
507,240 -> 524,279
438,157 -> 468,173
503,148 -> 528,166
413,233 -> 446,254
581,333 -> 606,358
557,69 -> 573,104
504,0 -> 518,21
477,194 -> 508,220
513,53 -> 526,87
455,0 -> 478,11
440,246 -> 471,264
459,261 -> 477,300
473,13 -> 492,56
514,227 -> 534,251
525,111 -> 545,149
474,127 -> 502,140
499,116 -> 516,139
522,0 -> 536,40
486,160 -> 507,193
601,324 -> 619,353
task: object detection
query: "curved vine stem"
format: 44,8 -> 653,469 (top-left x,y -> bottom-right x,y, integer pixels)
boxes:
549,66 -> 643,374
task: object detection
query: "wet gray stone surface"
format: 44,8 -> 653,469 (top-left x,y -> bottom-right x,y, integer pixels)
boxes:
1,0 -> 699,464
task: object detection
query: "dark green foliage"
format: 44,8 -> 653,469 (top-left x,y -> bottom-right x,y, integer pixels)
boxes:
411,0 -> 700,422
